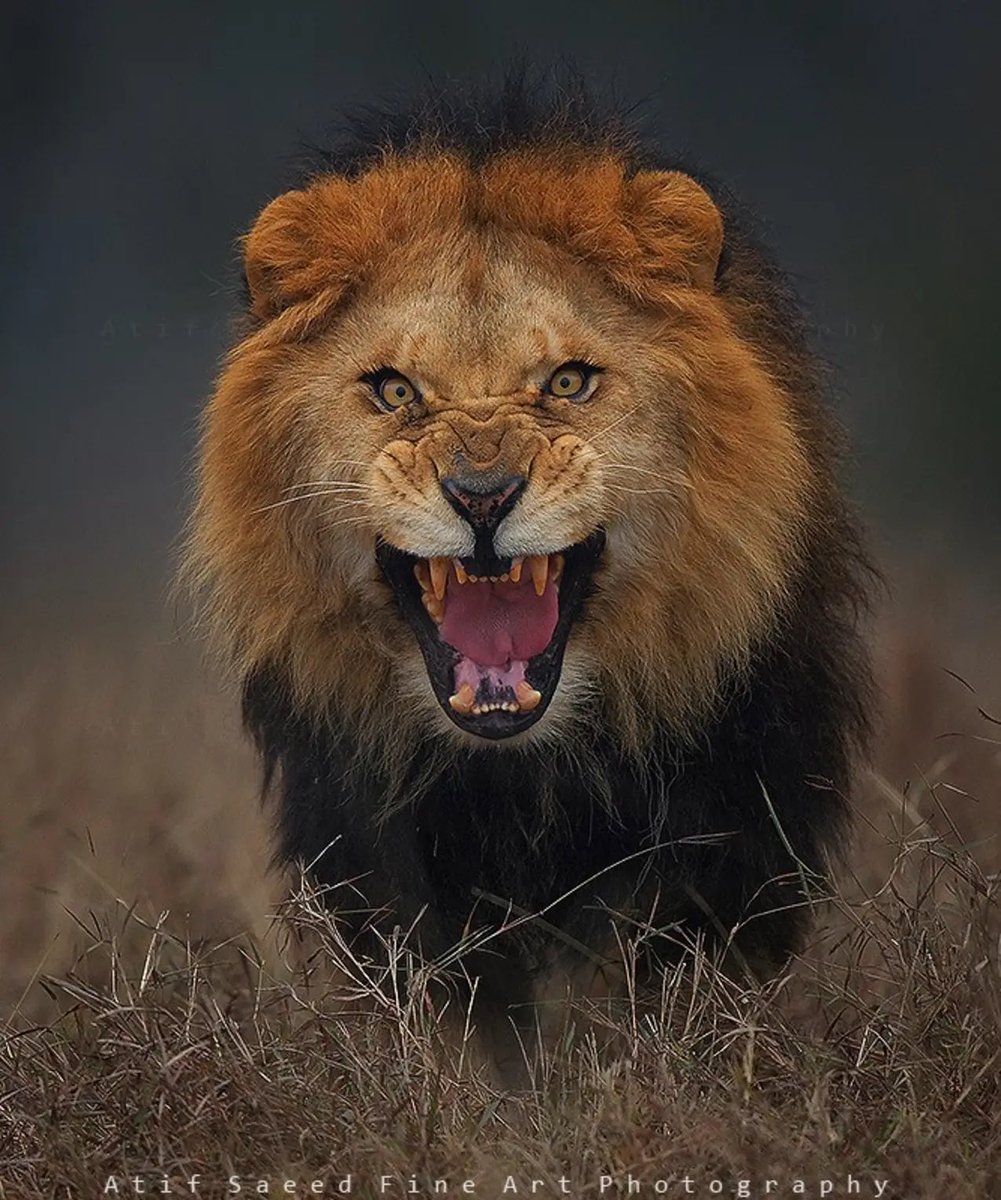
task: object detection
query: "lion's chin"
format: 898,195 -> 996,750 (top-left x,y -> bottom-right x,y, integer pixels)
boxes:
375,530 -> 605,740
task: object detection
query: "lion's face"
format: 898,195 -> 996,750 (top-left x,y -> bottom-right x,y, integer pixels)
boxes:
192,152 -> 811,749
289,233 -> 694,739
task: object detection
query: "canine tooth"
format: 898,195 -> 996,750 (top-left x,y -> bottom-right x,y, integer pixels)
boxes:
449,683 -> 475,714
454,560 -> 468,585
515,681 -> 542,712
510,557 -> 523,583
529,554 -> 548,596
429,557 -> 449,600
551,552 -> 565,585
413,561 -> 431,591
422,592 -> 444,622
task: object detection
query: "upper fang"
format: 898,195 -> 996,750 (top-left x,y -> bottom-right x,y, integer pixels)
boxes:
529,554 -> 548,596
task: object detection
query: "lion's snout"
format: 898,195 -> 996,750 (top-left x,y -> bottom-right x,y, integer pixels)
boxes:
441,473 -> 528,562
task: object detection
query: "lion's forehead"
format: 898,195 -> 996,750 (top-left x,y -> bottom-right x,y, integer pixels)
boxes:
338,234 -> 623,397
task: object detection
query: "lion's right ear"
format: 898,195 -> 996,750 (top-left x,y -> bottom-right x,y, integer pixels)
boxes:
628,170 -> 724,291
242,179 -> 356,320
242,190 -> 312,319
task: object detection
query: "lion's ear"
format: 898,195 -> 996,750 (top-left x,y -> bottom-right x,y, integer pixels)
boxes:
242,190 -> 313,319
242,179 -> 359,320
628,170 -> 723,291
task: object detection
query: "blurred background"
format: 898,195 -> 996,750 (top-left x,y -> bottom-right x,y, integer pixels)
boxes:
1,2 -> 998,1005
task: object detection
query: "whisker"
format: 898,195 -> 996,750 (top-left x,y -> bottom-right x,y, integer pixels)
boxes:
316,504 -> 374,523
602,483 -> 682,497
252,491 -> 373,514
317,515 -> 375,533
595,458 -> 687,483
587,404 -> 642,444
282,481 -> 373,492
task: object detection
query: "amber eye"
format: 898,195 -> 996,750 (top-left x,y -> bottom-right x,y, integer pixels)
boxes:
544,362 -> 597,401
363,369 -> 420,412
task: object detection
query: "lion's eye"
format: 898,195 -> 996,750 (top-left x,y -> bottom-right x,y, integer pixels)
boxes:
544,362 -> 598,401
363,369 -> 420,412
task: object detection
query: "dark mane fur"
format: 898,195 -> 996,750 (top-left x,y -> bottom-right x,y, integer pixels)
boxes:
242,75 -> 874,1018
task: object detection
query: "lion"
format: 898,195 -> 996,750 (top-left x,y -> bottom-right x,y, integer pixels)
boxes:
186,81 -> 871,1056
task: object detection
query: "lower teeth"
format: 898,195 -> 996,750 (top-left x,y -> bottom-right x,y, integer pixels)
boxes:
449,688 -> 541,716
468,700 -> 521,715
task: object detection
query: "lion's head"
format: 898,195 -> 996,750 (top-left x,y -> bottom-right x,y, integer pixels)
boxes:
189,135 -> 816,753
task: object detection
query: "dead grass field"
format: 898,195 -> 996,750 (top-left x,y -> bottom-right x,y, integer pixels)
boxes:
0,584 -> 998,1199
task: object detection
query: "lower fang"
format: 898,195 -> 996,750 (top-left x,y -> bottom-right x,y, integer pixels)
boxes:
515,680 -> 542,712
422,592 -> 444,623
449,683 -> 475,714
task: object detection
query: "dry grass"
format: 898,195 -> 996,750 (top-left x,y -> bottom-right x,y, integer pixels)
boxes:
0,595 -> 998,1198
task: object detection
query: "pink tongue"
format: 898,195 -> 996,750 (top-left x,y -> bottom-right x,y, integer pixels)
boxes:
439,577 -> 558,667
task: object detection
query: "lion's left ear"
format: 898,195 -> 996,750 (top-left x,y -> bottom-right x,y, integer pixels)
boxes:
628,170 -> 724,291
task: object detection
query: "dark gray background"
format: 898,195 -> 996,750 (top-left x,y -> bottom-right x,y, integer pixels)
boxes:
4,1 -> 999,619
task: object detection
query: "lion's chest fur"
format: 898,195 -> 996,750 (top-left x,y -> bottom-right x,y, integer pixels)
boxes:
244,579 -> 861,1011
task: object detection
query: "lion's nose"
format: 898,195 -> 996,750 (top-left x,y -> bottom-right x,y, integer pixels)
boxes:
440,473 -> 527,538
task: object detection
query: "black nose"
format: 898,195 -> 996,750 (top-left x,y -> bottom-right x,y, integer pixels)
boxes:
441,474 -> 527,538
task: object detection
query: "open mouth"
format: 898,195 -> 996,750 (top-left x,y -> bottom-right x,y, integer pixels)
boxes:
375,532 -> 605,738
